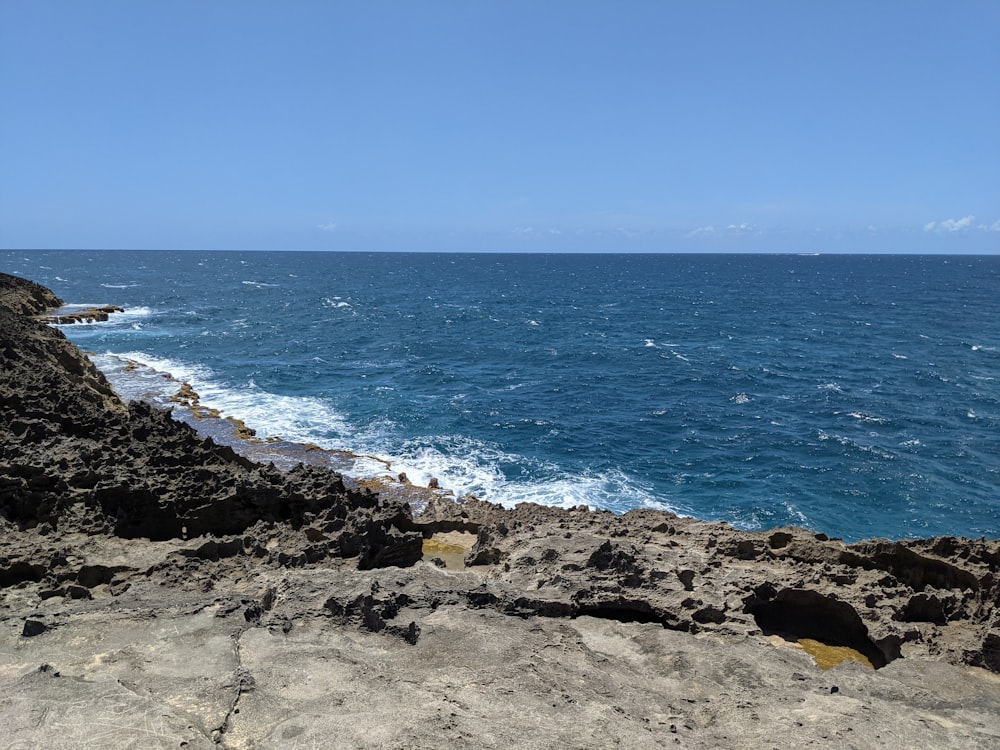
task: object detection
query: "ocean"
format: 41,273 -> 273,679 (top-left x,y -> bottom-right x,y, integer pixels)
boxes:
4,250 -> 998,542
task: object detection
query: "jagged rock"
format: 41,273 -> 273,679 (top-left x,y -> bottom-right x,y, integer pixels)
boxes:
0,274 -> 62,315
0,274 -> 415,557
21,618 -> 49,637
37,305 -> 124,325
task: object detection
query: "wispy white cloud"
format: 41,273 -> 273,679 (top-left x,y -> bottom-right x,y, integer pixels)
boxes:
924,215 -> 975,233
318,221 -> 338,232
977,219 -> 1000,232
687,222 -> 757,238
512,226 -> 562,237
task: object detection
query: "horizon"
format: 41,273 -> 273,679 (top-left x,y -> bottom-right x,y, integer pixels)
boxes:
1,1 -> 998,255
6,248 -> 1000,258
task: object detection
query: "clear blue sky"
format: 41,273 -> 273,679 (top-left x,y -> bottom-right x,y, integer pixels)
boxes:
1,1 -> 998,253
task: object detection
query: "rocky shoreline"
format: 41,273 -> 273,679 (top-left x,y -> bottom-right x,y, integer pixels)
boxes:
36,304 -> 125,325
2,271 -> 999,748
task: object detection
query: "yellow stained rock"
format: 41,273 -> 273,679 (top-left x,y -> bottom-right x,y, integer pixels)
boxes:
799,638 -> 874,670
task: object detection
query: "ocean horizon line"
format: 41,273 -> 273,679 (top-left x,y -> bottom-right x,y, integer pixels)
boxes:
5,247 -> 1000,257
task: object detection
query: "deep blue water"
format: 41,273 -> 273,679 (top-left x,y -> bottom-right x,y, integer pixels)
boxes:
5,250 -> 999,542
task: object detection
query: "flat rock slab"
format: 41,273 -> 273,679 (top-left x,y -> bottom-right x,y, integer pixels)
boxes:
3,581 -> 999,749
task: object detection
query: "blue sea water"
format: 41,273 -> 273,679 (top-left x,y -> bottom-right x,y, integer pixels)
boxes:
4,250 -> 999,542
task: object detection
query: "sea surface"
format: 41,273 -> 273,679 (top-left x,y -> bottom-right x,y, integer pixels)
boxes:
5,250 -> 999,542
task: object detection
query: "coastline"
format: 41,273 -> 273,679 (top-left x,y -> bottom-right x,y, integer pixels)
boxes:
2,271 -> 999,748
13,249 -> 1000,541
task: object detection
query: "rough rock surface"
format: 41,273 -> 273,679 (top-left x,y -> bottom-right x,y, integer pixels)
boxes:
2,271 -> 999,749
36,304 -> 125,325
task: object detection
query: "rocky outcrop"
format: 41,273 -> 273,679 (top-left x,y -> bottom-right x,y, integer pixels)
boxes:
412,496 -> 1000,671
0,271 -> 421,560
36,305 -> 124,324
0,272 -> 61,315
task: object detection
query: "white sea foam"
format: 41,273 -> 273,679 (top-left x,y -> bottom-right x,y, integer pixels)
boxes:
202,386 -> 352,443
322,297 -> 353,309
336,432 -> 679,515
644,339 -> 681,350
111,352 -> 213,385
101,283 -> 138,289
817,430 -> 894,460
242,280 -> 278,288
120,306 -> 153,318
89,353 -> 195,405
846,411 -> 889,425
640,497 -> 687,514
780,501 -> 810,526
50,305 -> 153,328
731,393 -> 750,404
498,471 -> 673,514
100,351 -> 351,440
500,382 -> 528,392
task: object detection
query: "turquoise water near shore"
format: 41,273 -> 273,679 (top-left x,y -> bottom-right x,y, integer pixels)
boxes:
5,250 -> 999,542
